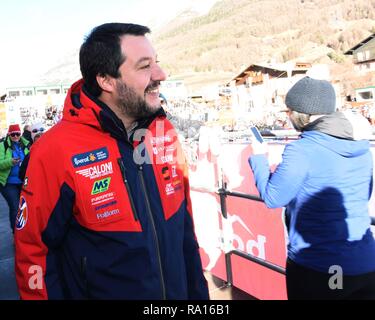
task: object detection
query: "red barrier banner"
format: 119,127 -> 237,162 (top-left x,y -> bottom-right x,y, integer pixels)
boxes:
190,137 -> 289,299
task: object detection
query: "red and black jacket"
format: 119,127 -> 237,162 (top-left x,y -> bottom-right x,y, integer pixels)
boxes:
14,79 -> 209,300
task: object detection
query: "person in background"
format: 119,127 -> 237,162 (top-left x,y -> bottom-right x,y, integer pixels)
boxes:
0,124 -> 30,233
248,77 -> 375,300
30,123 -> 45,142
18,122 -> 45,182
14,23 -> 209,300
22,125 -> 32,145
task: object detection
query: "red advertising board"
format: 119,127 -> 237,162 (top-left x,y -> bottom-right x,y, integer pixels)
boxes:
190,140 -> 288,299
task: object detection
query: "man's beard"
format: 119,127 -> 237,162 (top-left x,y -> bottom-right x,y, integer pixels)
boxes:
115,80 -> 159,119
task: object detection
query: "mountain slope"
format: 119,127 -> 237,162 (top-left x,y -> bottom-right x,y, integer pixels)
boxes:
153,0 -> 375,90
38,0 -> 375,92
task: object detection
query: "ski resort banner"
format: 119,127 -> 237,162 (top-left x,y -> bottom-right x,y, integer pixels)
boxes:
189,132 -> 288,299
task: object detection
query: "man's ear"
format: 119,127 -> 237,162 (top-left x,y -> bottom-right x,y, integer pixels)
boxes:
96,74 -> 116,93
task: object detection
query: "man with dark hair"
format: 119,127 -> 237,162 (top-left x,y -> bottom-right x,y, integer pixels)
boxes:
15,23 -> 209,300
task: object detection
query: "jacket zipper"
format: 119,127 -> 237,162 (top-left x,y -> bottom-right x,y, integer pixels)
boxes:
80,256 -> 90,299
117,158 -> 139,221
138,165 -> 167,300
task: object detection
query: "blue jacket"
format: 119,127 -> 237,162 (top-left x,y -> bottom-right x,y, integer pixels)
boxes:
249,130 -> 375,275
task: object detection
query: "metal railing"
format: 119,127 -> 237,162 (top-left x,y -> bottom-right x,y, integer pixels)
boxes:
194,184 -> 375,287
217,186 -> 286,286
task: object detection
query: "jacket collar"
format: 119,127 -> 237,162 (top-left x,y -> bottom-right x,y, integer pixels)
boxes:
63,79 -> 166,143
303,111 -> 371,141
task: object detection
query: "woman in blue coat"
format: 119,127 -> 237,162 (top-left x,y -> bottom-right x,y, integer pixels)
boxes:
249,77 -> 375,299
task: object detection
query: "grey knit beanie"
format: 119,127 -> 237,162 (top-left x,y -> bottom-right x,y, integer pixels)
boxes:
285,77 -> 336,115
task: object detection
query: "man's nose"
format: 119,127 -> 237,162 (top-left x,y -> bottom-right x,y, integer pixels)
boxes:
152,64 -> 167,82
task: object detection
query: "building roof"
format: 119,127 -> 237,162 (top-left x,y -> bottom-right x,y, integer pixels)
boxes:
228,62 -> 311,86
344,33 -> 375,55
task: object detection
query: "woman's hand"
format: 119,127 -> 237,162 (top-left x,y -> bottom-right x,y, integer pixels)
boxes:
250,138 -> 268,155
12,158 -> 21,166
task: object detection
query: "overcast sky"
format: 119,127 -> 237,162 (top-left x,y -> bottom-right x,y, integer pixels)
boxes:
0,0 -> 218,89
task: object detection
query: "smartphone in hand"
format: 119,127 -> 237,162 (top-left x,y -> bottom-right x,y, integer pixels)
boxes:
250,127 -> 264,143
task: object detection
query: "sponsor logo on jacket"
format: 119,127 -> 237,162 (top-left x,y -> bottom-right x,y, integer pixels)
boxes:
97,209 -> 120,220
165,183 -> 175,195
16,196 -> 28,230
162,167 -> 170,181
171,165 -> 178,178
76,162 -> 113,180
91,177 -> 111,195
91,191 -> 116,206
152,144 -> 176,155
94,200 -> 117,211
160,154 -> 174,164
150,136 -> 172,146
72,147 -> 109,168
